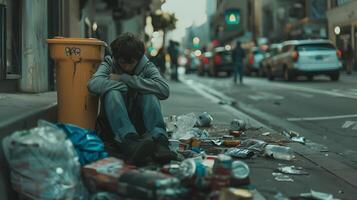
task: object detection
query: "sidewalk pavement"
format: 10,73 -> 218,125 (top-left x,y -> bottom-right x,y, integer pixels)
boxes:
162,79 -> 357,199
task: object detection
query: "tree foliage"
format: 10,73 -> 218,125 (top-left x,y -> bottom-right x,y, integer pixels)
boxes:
151,12 -> 177,31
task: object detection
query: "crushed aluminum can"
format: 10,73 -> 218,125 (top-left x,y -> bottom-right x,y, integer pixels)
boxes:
213,154 -> 233,174
211,154 -> 233,190
196,112 -> 213,127
225,148 -> 255,159
291,136 -> 306,145
230,161 -> 250,186
229,119 -> 246,132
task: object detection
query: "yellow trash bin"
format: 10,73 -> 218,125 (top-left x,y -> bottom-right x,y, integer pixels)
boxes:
47,37 -> 105,129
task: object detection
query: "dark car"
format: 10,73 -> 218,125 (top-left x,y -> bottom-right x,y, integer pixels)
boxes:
260,43 -> 282,77
208,47 -> 234,77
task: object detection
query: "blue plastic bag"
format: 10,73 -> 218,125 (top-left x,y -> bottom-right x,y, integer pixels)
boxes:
55,123 -> 109,165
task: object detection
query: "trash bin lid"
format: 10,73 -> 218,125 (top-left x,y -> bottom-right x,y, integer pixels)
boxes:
47,37 -> 106,46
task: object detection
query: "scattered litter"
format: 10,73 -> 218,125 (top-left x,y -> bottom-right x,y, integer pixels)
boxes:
272,173 -> 294,182
264,144 -> 295,161
223,135 -> 234,139
189,128 -> 210,139
281,130 -> 300,138
281,130 -> 306,144
291,136 -> 306,144
341,121 -> 356,129
229,119 -> 246,132
239,139 -> 267,153
225,148 -> 255,159
174,127 -> 209,140
164,115 -> 178,133
196,112 -> 213,127
172,113 -> 197,139
300,190 -> 340,200
277,166 -> 309,175
262,132 -> 271,136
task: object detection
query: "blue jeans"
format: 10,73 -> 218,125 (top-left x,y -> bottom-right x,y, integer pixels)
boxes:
102,90 -> 167,142
234,61 -> 244,84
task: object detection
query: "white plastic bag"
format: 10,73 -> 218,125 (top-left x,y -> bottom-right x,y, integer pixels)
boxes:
2,125 -> 85,200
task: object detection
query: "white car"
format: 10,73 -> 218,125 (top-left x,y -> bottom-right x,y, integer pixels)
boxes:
268,39 -> 342,81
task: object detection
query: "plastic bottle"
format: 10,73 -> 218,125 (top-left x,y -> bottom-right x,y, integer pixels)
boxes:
264,144 -> 295,161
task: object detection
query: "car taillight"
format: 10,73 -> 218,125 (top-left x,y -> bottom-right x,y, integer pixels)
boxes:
336,49 -> 342,59
214,55 -> 222,65
249,55 -> 254,65
292,51 -> 299,62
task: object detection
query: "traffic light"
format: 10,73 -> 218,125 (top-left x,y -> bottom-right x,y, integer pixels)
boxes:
225,9 -> 240,25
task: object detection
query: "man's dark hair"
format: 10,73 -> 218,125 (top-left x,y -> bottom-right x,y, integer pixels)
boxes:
110,32 -> 145,63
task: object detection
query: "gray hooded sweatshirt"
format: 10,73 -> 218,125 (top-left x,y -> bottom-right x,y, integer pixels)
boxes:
87,55 -> 169,100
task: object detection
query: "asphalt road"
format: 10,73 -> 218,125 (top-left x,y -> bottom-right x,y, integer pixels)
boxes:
185,72 -> 357,170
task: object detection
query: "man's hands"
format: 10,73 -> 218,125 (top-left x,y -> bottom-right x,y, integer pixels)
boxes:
109,73 -> 121,81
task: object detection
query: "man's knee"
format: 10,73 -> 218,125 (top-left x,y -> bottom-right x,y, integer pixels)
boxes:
103,90 -> 125,103
141,94 -> 158,102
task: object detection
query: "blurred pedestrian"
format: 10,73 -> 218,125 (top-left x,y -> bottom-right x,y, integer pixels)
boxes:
232,41 -> 246,84
167,40 -> 179,81
152,48 -> 166,75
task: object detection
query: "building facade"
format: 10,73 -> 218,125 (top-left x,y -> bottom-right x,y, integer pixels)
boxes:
0,0 -> 161,93
327,0 -> 357,72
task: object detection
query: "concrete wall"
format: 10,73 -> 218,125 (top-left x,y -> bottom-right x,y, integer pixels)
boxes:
121,14 -> 145,38
20,0 -> 48,92
63,0 -> 81,37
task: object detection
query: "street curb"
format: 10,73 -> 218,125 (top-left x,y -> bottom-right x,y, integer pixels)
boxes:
181,77 -> 357,189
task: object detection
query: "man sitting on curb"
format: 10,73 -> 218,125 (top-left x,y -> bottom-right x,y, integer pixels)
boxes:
87,32 -> 176,166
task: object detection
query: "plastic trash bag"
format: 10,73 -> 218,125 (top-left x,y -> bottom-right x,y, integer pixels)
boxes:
172,113 -> 197,139
54,123 -> 109,165
2,125 -> 86,200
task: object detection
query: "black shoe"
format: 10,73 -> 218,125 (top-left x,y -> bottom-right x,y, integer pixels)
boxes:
121,133 -> 155,166
152,135 -> 178,164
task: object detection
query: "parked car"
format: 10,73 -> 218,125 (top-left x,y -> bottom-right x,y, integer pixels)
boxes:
268,39 -> 342,81
260,43 -> 282,77
208,47 -> 234,77
246,47 -> 266,76
197,51 -> 213,76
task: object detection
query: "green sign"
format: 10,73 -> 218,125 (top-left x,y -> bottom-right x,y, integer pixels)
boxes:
225,9 -> 240,25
